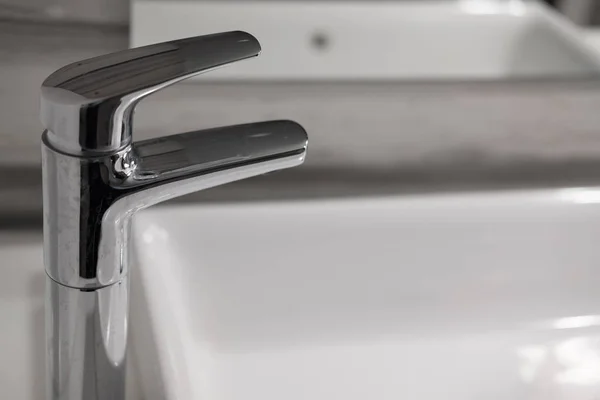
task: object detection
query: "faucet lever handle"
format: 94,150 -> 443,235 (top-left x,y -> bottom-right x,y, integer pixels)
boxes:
41,31 -> 261,155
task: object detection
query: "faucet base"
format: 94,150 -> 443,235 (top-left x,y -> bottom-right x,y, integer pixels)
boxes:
46,276 -> 129,400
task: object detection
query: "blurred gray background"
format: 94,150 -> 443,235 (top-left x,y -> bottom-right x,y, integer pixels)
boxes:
1,0 -> 599,26
2,0 -> 600,225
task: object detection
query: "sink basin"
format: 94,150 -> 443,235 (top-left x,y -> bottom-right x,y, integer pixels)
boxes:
132,188 -> 600,400
132,0 -> 600,80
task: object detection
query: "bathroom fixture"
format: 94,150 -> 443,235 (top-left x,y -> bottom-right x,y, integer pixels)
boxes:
132,1 -> 600,80
40,31 -> 307,400
133,188 -> 600,400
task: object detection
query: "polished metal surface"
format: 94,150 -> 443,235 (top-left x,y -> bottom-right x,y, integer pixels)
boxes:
42,120 -> 306,289
41,30 -> 261,155
41,31 -> 307,400
46,277 -> 128,399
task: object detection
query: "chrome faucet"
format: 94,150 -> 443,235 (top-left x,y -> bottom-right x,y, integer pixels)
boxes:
40,31 -> 308,400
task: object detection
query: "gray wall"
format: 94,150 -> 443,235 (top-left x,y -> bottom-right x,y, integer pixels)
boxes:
1,1 -> 598,27
0,0 -> 129,25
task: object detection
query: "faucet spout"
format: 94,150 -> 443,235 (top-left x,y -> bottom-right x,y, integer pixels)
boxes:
120,120 -> 307,190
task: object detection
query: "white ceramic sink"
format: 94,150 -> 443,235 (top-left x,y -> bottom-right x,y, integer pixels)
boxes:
132,0 -> 600,80
132,188 -> 600,400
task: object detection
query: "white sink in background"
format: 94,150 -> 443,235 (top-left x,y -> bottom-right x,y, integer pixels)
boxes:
132,0 -> 600,80
132,188 -> 600,400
